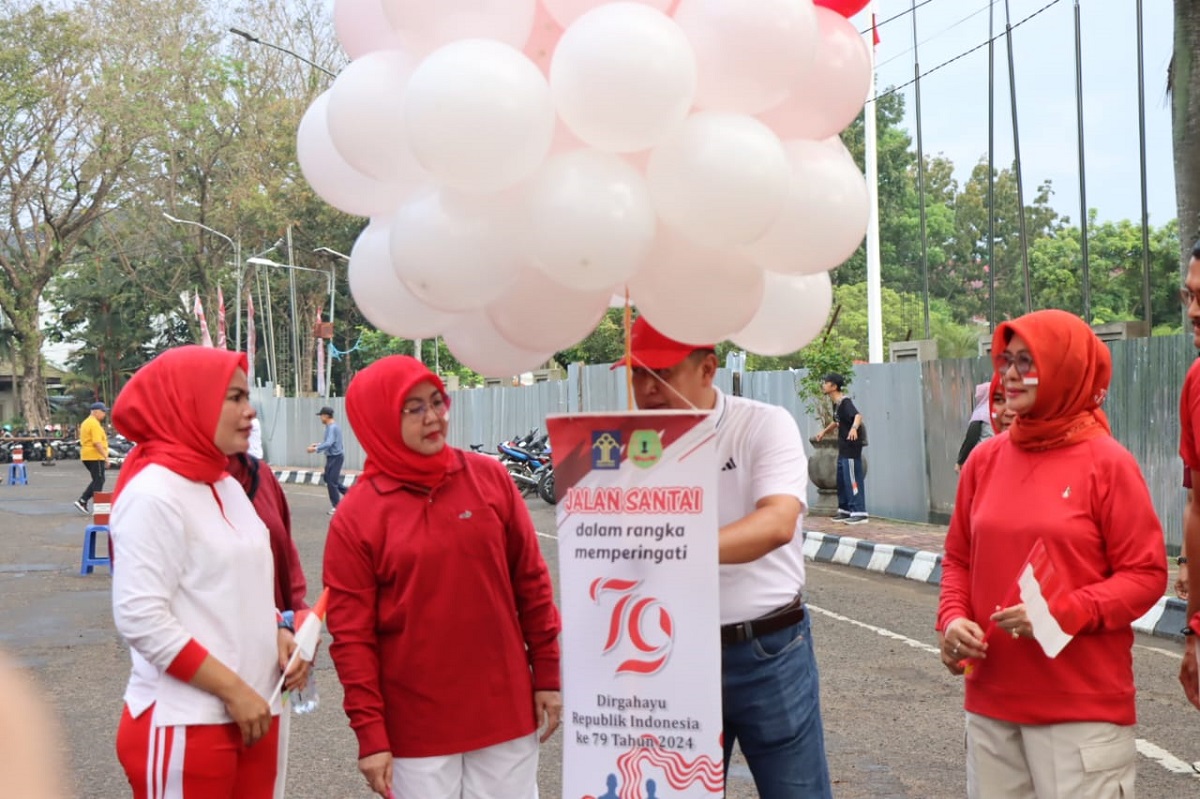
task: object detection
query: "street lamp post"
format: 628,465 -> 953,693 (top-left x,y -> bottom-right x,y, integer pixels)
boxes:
247,257 -> 337,399
313,248 -> 350,397
162,213 -> 242,350
229,28 -> 337,78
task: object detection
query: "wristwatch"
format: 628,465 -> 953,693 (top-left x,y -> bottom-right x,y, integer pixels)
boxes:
1179,556 -> 1189,566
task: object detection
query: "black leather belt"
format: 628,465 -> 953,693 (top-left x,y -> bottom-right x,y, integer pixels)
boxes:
720,596 -> 805,648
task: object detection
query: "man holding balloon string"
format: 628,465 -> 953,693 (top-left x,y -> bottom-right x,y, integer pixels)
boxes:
618,317 -> 833,798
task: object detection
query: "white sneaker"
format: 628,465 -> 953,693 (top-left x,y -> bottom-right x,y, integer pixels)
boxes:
73,499 -> 89,515
328,508 -> 336,516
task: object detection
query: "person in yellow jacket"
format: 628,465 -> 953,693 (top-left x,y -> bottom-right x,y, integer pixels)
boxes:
74,402 -> 109,514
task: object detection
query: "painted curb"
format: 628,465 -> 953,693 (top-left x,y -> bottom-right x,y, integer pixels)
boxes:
273,468 -> 358,488
803,531 -> 1186,642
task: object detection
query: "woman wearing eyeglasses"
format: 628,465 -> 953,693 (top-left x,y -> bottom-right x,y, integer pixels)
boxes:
936,309 -> 1165,798
322,356 -> 562,799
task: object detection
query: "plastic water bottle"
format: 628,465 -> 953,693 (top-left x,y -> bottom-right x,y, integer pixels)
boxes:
292,672 -> 319,715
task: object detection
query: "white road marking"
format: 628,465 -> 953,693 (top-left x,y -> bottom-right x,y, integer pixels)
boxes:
808,603 -> 1200,779
1134,642 -> 1183,660
537,532 -> 557,541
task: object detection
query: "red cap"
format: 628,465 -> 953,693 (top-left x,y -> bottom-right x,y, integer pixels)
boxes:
611,317 -> 714,370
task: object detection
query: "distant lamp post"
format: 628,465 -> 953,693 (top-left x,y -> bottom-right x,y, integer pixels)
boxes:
229,27 -> 337,78
247,257 -> 337,398
162,213 -> 243,350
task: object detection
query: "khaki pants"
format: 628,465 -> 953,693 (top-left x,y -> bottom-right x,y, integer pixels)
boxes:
965,712 -> 1135,799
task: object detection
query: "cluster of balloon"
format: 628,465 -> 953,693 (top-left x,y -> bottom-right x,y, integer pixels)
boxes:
303,0 -> 872,375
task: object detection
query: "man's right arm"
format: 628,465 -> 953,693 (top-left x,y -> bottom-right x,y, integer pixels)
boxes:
315,425 -> 333,454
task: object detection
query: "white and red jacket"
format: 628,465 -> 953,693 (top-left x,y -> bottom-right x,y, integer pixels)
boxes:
112,464 -> 281,726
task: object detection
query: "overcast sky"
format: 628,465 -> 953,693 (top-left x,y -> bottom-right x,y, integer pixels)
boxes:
865,0 -> 1175,226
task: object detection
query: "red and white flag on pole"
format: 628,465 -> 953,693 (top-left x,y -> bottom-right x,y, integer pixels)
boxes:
269,588 -> 329,706
193,292 -> 214,348
216,285 -> 227,349
246,292 -> 256,385
315,309 -> 326,397
1017,539 -> 1086,659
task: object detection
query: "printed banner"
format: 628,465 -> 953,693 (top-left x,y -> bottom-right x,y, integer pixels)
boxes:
548,412 -> 723,799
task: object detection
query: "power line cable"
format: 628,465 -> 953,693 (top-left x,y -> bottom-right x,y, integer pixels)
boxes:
876,0 -> 997,70
861,0 -> 941,35
870,0 -> 1064,104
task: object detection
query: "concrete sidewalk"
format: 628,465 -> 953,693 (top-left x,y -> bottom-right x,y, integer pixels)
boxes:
274,466 -> 1189,642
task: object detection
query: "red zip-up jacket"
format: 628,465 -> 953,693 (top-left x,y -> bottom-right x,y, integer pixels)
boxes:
938,432 -> 1166,726
324,450 -> 561,758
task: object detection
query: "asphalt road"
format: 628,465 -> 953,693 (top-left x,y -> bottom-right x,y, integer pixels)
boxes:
2,465 -> 1200,797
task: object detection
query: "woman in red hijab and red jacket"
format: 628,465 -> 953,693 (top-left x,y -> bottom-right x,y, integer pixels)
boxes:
110,347 -> 309,798
937,310 -> 1166,799
323,355 -> 561,799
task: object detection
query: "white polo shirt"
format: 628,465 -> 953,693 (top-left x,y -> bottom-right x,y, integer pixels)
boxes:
112,464 -> 281,727
712,389 -> 809,625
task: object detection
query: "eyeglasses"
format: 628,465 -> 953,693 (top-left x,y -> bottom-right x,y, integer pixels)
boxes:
995,351 -> 1035,376
1181,287 -> 1200,308
402,394 -> 447,419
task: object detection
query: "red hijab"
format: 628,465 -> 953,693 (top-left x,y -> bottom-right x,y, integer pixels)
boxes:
992,309 -> 1111,451
346,355 -> 453,488
112,346 -> 248,502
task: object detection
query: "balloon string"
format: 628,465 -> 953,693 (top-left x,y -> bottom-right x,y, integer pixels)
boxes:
624,288 -> 633,411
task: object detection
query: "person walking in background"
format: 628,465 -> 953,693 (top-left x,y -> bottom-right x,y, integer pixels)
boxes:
955,382 -> 993,473
815,373 -> 867,524
307,406 -> 347,515
939,310 -> 1165,798
109,346 -> 310,798
323,356 -> 560,798
73,401 -> 109,514
618,317 -> 833,798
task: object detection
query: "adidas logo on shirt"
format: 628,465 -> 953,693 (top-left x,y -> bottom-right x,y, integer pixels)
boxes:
721,457 -> 737,472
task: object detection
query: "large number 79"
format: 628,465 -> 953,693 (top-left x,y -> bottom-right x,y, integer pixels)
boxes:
589,577 -> 675,675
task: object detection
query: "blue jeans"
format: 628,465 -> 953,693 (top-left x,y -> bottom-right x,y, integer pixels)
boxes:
722,610 -> 832,799
323,454 -> 348,508
836,455 -> 866,515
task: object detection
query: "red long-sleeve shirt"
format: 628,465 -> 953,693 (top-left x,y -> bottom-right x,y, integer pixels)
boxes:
323,451 -> 561,758
937,432 -> 1166,726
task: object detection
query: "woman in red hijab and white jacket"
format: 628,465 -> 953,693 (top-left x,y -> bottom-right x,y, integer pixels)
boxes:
937,310 -> 1166,798
323,355 -> 561,799
111,346 -> 309,798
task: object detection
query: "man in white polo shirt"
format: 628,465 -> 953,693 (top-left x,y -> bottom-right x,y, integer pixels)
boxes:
616,317 -> 832,799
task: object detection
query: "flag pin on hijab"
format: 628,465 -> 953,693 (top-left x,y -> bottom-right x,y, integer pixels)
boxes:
1062,486 -> 1071,499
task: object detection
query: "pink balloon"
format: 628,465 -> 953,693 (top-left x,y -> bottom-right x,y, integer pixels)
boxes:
756,7 -> 870,140
628,229 -> 764,343
524,3 -> 563,76
443,312 -> 554,377
487,268 -> 611,352
348,223 -> 456,338
380,0 -> 537,56
334,0 -> 405,60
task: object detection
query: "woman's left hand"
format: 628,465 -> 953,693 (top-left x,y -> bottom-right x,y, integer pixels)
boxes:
277,628 -> 311,692
990,603 -> 1031,639
534,690 -> 562,742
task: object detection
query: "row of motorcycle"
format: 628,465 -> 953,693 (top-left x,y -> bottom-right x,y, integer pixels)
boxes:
471,428 -> 556,505
0,434 -> 135,466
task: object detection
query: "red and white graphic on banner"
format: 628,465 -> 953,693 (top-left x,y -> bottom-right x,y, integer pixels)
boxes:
549,412 -> 723,799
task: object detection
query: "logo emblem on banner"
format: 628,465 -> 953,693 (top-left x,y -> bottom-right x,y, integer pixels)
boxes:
591,577 -> 674,675
629,429 -> 663,470
591,430 -> 622,470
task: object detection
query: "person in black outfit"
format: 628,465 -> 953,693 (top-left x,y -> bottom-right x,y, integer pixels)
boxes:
815,373 -> 867,524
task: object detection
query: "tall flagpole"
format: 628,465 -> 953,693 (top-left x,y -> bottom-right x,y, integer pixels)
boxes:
865,1 -> 884,363
911,0 -> 931,339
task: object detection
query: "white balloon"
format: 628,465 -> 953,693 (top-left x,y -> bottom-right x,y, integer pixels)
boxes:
674,0 -> 819,115
528,149 -> 657,292
731,271 -> 833,356
380,0 -> 537,56
543,0 -> 671,28
404,39 -> 555,194
296,92 -> 412,218
389,188 -> 524,313
743,139 -> 869,275
334,0 -> 405,59
327,50 -> 427,184
348,223 -> 456,338
443,312 -> 554,377
550,3 -> 696,153
628,230 -> 765,343
487,268 -> 611,352
647,113 -> 789,247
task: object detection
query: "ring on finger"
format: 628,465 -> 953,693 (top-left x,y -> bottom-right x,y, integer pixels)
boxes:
952,643 -> 960,655
1011,629 -> 1020,639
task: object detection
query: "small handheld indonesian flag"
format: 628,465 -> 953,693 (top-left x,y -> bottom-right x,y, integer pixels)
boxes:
269,587 -> 329,705
1017,539 -> 1086,658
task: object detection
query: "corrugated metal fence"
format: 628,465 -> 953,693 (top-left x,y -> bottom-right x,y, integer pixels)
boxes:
253,335 -> 1192,551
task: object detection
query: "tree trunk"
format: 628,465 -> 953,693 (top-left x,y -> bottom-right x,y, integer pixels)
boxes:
1174,1 -> 1200,270
12,322 -> 50,431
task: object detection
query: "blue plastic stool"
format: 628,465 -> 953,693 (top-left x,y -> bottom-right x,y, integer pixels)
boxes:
6,463 -> 27,485
80,524 -> 111,575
